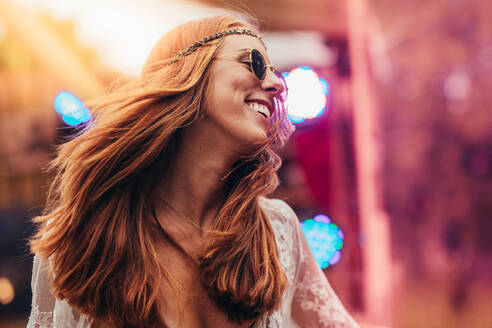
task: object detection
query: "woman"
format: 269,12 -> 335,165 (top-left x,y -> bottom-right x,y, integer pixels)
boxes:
27,16 -> 359,328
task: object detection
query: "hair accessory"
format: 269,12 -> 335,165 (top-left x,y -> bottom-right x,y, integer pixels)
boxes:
171,28 -> 264,61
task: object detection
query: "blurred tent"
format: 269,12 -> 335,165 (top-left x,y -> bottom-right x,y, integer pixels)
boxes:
193,0 -> 347,35
0,0 -> 108,178
0,7 -> 108,320
0,0 -> 105,98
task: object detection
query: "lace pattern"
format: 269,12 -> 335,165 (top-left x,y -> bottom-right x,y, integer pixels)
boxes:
261,198 -> 359,328
27,198 -> 359,328
268,206 -> 297,282
293,271 -> 352,328
28,305 -> 53,328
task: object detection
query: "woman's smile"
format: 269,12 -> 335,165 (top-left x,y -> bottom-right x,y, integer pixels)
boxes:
244,100 -> 272,119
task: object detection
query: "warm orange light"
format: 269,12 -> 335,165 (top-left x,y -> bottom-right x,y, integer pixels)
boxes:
0,277 -> 15,305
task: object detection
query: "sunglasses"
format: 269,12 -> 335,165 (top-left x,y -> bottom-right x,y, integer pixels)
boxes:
215,48 -> 288,102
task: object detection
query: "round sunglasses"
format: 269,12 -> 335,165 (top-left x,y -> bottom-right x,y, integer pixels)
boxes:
215,48 -> 288,102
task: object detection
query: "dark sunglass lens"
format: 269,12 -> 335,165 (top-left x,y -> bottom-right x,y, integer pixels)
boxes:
251,49 -> 266,80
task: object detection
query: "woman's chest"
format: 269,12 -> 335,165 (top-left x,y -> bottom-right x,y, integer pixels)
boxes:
156,245 -> 252,328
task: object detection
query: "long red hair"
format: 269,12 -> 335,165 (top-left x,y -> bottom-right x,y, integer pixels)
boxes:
30,16 -> 294,326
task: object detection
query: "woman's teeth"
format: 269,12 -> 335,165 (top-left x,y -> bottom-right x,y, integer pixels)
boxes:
246,102 -> 270,119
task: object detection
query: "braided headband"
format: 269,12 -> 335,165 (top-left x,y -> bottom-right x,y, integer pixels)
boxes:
171,28 -> 264,61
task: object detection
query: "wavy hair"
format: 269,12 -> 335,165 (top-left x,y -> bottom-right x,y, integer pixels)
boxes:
30,15 -> 294,326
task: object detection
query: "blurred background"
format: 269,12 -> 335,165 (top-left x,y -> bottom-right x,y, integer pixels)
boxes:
0,0 -> 491,327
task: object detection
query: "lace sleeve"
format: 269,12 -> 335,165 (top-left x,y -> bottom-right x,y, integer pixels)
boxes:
282,202 -> 360,328
27,254 -> 92,328
27,253 -> 56,328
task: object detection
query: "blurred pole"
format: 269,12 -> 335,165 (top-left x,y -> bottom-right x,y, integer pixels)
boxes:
347,0 -> 392,326
0,0 -> 105,99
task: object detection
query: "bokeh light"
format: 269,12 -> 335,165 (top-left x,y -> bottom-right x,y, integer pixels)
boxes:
54,91 -> 91,126
283,66 -> 329,124
0,277 -> 15,305
301,214 -> 344,269
444,68 -> 470,101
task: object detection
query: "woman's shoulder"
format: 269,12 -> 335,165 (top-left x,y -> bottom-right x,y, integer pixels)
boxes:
258,197 -> 298,225
258,197 -> 302,283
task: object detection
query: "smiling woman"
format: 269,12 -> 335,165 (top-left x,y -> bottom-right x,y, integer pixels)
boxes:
26,15 -> 359,328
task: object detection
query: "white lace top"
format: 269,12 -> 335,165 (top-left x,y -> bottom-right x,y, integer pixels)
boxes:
27,198 -> 359,328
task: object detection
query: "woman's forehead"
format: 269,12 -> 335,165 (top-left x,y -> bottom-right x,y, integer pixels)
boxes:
217,35 -> 269,59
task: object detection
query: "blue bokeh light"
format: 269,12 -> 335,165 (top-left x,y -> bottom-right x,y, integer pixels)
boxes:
319,77 -> 330,96
288,113 -> 306,124
54,91 -> 91,126
301,214 -> 344,269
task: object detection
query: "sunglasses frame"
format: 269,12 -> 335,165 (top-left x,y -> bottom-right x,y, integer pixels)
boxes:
215,48 -> 288,100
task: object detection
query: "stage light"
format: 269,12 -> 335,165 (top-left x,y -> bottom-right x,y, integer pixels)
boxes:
0,277 -> 14,305
54,91 -> 91,126
283,66 -> 329,124
301,214 -> 344,269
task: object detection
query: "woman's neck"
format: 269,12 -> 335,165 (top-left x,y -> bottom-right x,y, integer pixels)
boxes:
155,122 -> 240,229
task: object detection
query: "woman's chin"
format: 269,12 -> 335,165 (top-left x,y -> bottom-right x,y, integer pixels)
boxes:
234,133 -> 269,155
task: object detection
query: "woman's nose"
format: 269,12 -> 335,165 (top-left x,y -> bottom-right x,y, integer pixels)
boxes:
261,69 -> 285,98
